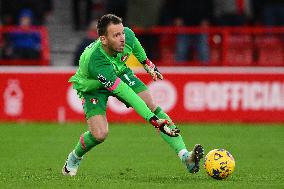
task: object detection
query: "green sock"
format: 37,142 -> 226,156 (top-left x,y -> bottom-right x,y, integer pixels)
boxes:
74,131 -> 102,157
154,106 -> 187,155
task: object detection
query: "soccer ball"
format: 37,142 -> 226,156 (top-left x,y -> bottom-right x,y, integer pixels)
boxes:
204,149 -> 235,180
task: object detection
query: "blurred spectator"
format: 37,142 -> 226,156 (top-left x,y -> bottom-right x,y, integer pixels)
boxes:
127,0 -> 163,28
126,0 -> 164,60
3,9 -> 41,59
251,0 -> 264,25
0,17 -> 3,59
161,0 -> 213,63
213,0 -> 252,26
72,0 -> 105,31
72,0 -> 93,30
0,0 -> 2,24
73,20 -> 98,66
1,0 -> 17,25
262,0 -> 284,26
105,0 -> 128,21
35,0 -> 53,25
0,0 -> 53,25
158,0 -> 177,26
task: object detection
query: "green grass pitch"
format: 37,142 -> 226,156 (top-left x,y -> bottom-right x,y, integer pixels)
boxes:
0,122 -> 283,189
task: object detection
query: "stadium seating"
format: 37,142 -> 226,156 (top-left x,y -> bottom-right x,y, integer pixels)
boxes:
0,26 -> 50,66
256,36 -> 284,66
133,26 -> 284,67
0,25 -> 283,67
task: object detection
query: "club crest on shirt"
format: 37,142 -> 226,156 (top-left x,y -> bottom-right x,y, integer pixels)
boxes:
121,54 -> 128,62
90,98 -> 98,105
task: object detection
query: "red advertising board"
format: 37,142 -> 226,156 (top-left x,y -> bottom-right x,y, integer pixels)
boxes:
1,66 -> 284,123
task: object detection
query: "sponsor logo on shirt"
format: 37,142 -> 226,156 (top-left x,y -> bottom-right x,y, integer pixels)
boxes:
97,74 -> 114,88
121,54 -> 128,62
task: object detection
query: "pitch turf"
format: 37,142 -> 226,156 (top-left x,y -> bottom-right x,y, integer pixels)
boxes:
0,122 -> 283,189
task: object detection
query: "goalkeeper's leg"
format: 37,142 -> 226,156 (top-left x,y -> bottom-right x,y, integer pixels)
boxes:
62,115 -> 108,176
138,90 -> 204,173
154,106 -> 204,173
154,107 -> 204,173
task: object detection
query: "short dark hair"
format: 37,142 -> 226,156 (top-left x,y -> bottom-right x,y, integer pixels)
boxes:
97,14 -> 123,36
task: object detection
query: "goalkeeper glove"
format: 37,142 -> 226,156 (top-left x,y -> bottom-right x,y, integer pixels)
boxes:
142,58 -> 163,81
149,116 -> 180,137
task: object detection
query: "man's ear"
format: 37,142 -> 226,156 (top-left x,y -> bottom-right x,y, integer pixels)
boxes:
100,36 -> 107,45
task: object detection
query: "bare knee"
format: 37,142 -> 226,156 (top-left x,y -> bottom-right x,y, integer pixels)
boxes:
90,127 -> 108,141
87,115 -> 109,142
148,102 -> 158,112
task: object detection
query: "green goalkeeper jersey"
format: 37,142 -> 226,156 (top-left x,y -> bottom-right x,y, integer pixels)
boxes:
69,27 -> 155,121
69,27 -> 146,92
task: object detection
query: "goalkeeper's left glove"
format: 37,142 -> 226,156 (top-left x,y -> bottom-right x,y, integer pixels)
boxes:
149,115 -> 180,137
142,58 -> 163,81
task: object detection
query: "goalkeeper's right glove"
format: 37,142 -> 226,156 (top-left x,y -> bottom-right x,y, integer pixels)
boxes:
149,116 -> 180,137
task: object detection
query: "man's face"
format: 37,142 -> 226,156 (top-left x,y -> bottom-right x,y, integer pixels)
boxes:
101,23 -> 125,54
20,16 -> 32,27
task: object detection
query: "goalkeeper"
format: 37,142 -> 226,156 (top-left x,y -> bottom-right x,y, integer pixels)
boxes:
62,14 -> 204,176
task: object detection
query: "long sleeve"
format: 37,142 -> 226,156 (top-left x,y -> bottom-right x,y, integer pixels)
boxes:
124,27 -> 147,63
88,58 -> 154,121
132,37 -> 147,63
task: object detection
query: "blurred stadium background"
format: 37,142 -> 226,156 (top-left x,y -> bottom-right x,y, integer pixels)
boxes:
1,0 -> 284,122
0,0 -> 284,188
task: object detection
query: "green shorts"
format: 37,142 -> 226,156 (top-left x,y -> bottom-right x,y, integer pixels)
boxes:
80,68 -> 148,119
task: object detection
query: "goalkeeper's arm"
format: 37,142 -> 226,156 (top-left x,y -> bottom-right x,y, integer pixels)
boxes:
132,36 -> 163,81
109,78 -> 179,137
90,62 -> 179,137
